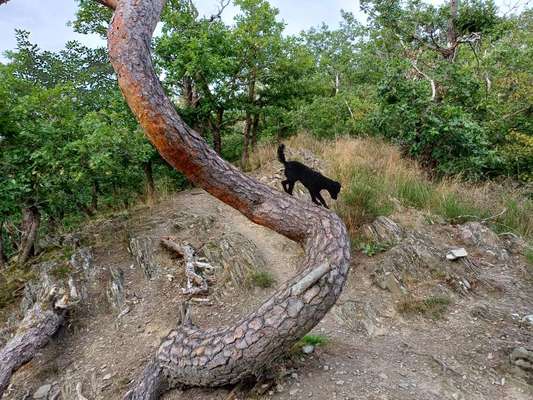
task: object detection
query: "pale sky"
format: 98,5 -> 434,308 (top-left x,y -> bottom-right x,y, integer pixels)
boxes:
0,0 -> 362,60
0,0 -> 529,61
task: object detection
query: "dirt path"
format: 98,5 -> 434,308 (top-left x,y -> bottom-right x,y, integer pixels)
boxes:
3,186 -> 532,400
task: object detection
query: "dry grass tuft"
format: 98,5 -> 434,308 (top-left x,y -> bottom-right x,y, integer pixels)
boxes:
397,295 -> 452,320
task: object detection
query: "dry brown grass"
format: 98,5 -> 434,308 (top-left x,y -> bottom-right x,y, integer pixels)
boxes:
250,133 -> 533,240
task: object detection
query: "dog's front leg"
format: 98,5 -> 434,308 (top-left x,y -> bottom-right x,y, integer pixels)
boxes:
310,193 -> 322,207
316,192 -> 329,209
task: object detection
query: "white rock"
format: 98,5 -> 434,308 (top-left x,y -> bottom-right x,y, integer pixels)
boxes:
446,248 -> 468,260
521,314 -> 533,325
33,384 -> 52,399
302,345 -> 315,354
103,373 -> 112,380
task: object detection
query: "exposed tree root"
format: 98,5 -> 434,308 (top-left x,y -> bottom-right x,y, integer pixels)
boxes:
160,237 -> 213,295
0,297 -> 65,396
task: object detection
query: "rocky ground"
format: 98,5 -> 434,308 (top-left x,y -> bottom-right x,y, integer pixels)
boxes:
0,150 -> 532,400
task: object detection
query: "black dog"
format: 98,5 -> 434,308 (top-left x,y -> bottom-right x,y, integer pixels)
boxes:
278,144 -> 341,208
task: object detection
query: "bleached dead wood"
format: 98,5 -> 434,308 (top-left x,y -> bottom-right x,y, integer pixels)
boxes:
161,237 -> 213,295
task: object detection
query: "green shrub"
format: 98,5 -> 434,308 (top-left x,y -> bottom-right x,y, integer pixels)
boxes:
360,241 -> 391,257
340,168 -> 394,226
248,270 -> 275,288
299,334 -> 328,347
0,266 -> 36,309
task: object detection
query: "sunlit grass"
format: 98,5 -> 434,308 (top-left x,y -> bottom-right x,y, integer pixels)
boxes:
250,133 -> 532,241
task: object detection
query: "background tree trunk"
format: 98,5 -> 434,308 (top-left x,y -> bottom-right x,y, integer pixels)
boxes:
241,112 -> 252,168
144,160 -> 156,203
251,113 -> 260,150
101,0 -> 350,398
208,108 -> 223,155
241,68 -> 257,168
0,221 -> 5,268
91,180 -> 99,212
446,0 -> 459,61
18,205 -> 40,264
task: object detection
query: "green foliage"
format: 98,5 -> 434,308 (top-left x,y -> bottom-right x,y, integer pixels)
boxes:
50,263 -> 73,280
298,334 -> 328,347
248,270 -> 275,288
456,0 -> 500,35
360,241 -> 391,257
0,266 -> 36,309
294,1 -> 532,182
397,295 -> 452,320
293,94 -> 373,139
0,34 -> 184,263
72,0 -> 113,37
499,131 -> 533,182
525,247 -> 533,266
375,72 -> 498,178
396,177 -> 434,209
339,167 -> 395,226
436,193 -> 487,223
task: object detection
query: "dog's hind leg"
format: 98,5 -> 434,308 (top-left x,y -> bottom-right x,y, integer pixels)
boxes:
281,179 -> 290,194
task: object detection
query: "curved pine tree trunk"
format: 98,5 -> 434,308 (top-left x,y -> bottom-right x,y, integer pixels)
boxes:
106,1 -> 350,398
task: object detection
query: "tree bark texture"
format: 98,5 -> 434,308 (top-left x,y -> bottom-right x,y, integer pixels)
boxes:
208,108 -> 223,155
241,68 -> 257,167
144,160 -> 157,203
0,221 -> 5,268
104,0 -> 350,397
446,0 -> 459,61
0,302 -> 64,396
250,113 -> 260,150
18,206 -> 40,265
241,112 -> 252,168
91,179 -> 99,212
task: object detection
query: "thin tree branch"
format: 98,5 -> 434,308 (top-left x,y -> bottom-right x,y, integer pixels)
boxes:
397,36 -> 436,101
209,0 -> 231,22
95,0 -> 117,10
411,61 -> 436,101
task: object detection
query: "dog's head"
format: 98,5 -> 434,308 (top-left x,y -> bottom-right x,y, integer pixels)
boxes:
328,180 -> 342,200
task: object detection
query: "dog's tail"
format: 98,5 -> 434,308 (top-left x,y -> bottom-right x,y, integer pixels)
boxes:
277,144 -> 287,164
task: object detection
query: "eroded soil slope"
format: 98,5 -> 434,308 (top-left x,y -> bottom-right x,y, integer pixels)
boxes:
1,154 -> 532,400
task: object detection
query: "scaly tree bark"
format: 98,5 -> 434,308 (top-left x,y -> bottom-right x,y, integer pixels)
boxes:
0,0 -> 350,398
105,1 -> 350,398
